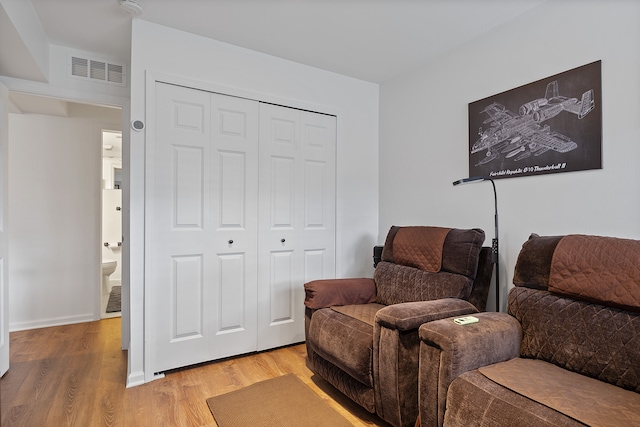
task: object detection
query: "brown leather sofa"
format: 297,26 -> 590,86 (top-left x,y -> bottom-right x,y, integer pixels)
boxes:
304,226 -> 493,427
418,233 -> 640,427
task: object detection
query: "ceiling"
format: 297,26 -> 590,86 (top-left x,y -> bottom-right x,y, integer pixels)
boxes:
4,0 -> 547,114
28,0 -> 547,84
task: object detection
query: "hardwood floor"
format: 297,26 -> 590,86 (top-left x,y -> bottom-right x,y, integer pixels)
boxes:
1,318 -> 389,426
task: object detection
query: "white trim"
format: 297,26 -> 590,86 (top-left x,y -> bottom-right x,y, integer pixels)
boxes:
145,71 -> 341,118
0,76 -> 127,109
126,370 -> 146,388
10,313 -> 96,332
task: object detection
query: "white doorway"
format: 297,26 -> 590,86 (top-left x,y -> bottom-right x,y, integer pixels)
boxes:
101,129 -> 123,318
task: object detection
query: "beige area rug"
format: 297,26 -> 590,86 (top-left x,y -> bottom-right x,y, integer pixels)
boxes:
206,373 -> 353,427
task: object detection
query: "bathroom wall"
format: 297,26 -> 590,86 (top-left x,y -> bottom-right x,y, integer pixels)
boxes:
8,103 -> 121,330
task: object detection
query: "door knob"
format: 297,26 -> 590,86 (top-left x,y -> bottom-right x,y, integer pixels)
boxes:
228,240 -> 234,245
281,238 -> 286,243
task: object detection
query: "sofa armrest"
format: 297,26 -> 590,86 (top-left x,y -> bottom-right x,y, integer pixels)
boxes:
418,312 -> 522,427
371,299 -> 478,427
376,299 -> 478,332
420,312 -> 521,370
303,278 -> 376,309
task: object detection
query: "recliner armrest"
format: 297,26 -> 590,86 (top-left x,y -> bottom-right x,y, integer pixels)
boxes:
376,299 -> 478,332
304,278 -> 376,309
419,312 -> 522,370
418,312 -> 522,427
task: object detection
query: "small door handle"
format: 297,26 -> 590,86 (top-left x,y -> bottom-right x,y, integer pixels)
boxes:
281,238 -> 286,243
228,240 -> 234,245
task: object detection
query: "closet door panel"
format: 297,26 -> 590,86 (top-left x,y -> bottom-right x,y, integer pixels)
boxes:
209,93 -> 259,359
270,156 -> 295,228
257,104 -> 336,351
300,111 -> 336,282
148,85 -> 259,373
173,146 -> 204,228
149,82 -> 213,373
216,253 -> 246,331
171,255 -> 204,339
269,250 -> 295,325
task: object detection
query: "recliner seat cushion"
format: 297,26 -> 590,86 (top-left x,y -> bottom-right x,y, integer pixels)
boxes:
478,358 -> 640,427
444,370 -> 584,427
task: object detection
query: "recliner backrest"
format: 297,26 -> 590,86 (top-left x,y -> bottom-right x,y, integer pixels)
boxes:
510,233 -> 640,393
381,226 -> 485,279
375,226 -> 486,306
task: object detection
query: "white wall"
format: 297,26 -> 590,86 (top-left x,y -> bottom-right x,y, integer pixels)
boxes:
379,0 -> 640,311
8,105 -> 121,330
128,20 -> 379,385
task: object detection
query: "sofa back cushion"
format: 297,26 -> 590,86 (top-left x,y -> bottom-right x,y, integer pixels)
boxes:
508,286 -> 640,393
514,233 -> 640,313
382,226 -> 451,272
512,233 -> 562,290
549,234 -> 640,313
381,226 -> 485,278
375,226 -> 484,306
374,262 -> 473,306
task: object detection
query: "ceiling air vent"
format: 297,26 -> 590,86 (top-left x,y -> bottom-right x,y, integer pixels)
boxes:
67,55 -> 126,86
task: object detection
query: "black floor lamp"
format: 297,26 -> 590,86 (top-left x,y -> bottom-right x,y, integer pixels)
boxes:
452,176 -> 500,312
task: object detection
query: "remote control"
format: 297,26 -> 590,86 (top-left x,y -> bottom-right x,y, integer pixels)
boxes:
453,316 -> 479,325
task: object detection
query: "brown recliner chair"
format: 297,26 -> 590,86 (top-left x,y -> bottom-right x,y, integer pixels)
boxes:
304,226 -> 493,427
418,233 -> 640,427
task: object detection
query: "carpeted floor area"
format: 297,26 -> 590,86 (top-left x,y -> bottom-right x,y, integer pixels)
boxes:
206,373 -> 352,427
106,285 -> 121,313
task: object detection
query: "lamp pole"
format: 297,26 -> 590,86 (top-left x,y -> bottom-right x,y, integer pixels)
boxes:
488,179 -> 499,312
452,177 -> 500,312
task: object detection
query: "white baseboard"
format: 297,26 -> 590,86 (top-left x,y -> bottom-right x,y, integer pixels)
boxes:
126,370 -> 146,388
9,313 -> 95,332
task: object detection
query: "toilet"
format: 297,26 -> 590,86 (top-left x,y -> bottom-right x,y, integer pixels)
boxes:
101,259 -> 117,294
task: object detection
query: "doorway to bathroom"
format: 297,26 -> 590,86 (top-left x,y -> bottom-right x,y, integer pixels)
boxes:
101,129 -> 123,318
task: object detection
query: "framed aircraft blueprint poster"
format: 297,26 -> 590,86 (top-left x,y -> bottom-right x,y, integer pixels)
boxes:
468,60 -> 602,180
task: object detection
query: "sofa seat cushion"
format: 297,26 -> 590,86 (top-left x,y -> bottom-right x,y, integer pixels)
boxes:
307,304 -> 385,387
445,370 -> 584,427
331,303 -> 384,326
478,358 -> 640,427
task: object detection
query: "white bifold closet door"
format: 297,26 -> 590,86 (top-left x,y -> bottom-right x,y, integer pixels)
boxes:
148,82 -> 335,374
257,103 -> 336,351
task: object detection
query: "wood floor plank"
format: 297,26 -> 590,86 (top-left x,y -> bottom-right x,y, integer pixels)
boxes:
1,318 -> 389,426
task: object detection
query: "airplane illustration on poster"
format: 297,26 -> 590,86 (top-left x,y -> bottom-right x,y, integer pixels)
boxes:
468,61 -> 602,180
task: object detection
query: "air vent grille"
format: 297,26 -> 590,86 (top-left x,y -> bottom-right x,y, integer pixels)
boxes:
107,63 -> 124,84
71,57 -> 88,78
68,55 -> 126,86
